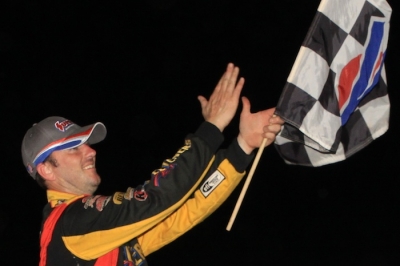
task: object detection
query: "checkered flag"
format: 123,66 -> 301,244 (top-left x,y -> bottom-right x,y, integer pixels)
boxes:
274,0 -> 392,166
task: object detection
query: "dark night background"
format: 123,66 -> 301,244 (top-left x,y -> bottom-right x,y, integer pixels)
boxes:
0,0 -> 399,265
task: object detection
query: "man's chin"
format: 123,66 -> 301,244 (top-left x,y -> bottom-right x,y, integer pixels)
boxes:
88,174 -> 101,187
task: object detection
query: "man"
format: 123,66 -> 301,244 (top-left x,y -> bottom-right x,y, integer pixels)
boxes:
22,63 -> 284,265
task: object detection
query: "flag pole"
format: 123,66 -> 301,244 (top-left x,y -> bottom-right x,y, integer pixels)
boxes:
226,137 -> 268,231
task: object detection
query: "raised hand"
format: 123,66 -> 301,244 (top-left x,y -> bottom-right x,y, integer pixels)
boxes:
198,63 -> 245,132
237,97 -> 284,154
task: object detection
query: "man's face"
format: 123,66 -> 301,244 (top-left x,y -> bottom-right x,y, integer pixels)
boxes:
49,143 -> 100,195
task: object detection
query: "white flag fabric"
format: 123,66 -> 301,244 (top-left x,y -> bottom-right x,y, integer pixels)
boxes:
274,0 -> 392,166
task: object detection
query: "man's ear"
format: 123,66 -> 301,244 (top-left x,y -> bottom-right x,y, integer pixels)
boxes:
37,162 -> 55,181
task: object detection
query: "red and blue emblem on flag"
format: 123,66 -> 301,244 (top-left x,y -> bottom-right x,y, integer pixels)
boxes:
339,18 -> 387,125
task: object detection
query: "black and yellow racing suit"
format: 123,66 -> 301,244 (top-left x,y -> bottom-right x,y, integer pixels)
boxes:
41,121 -> 255,265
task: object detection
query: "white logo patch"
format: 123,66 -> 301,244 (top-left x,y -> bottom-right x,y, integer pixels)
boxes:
200,170 -> 225,197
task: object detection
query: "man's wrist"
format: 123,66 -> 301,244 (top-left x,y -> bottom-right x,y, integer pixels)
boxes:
194,122 -> 224,152
226,138 -> 255,172
205,118 -> 225,132
236,135 -> 254,155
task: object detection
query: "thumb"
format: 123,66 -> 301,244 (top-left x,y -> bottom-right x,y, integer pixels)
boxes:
197,95 -> 208,109
241,96 -> 251,116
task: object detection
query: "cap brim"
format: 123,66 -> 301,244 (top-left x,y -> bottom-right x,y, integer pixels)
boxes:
33,122 -> 106,166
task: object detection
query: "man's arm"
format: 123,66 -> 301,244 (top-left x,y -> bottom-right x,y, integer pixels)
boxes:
137,102 -> 284,256
137,139 -> 252,256
59,63 -> 246,260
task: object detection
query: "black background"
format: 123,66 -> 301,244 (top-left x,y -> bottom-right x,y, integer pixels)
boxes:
0,0 -> 399,265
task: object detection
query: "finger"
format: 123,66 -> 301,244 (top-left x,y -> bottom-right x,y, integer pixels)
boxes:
264,123 -> 282,131
227,66 -> 240,90
197,95 -> 208,109
264,124 -> 283,135
267,124 -> 283,133
240,96 -> 251,116
269,116 -> 285,125
264,132 -> 278,142
221,64 -> 240,92
224,63 -> 235,81
233,77 -> 245,98
216,63 -> 235,91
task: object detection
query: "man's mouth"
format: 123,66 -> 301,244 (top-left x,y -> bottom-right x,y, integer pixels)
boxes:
83,164 -> 95,170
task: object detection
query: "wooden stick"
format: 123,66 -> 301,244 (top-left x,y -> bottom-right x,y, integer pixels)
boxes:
226,138 -> 268,231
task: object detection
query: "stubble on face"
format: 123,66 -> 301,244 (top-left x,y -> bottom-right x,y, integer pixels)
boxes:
49,145 -> 101,195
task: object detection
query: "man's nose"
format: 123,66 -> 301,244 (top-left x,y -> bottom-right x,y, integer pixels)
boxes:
82,144 -> 96,157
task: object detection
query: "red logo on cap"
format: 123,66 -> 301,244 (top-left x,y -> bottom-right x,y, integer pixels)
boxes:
55,120 -> 73,132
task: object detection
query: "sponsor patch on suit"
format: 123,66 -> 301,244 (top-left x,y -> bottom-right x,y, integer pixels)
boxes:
200,170 -> 225,197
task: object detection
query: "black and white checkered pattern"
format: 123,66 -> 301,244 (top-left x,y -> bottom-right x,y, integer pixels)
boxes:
274,0 -> 392,166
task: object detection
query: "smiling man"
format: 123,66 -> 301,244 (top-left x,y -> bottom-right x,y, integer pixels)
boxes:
21,63 -> 284,265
